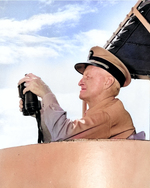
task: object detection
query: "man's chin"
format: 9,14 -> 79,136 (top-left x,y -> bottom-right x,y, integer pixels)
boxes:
79,95 -> 86,101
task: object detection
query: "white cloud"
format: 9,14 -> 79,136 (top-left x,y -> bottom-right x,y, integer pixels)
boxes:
0,4 -> 95,37
74,29 -> 112,53
0,3 -> 99,65
0,27 -> 111,65
0,46 -> 20,64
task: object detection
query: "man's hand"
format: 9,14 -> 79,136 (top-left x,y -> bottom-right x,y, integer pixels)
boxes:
18,73 -> 52,99
19,99 -> 23,112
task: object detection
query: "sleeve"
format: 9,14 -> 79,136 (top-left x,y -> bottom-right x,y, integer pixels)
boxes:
41,93 -> 110,142
41,93 -> 74,142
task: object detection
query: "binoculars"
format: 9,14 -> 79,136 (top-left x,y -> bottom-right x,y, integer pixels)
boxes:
18,82 -> 41,116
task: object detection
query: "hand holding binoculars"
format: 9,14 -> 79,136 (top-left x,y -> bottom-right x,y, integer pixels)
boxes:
18,82 -> 41,116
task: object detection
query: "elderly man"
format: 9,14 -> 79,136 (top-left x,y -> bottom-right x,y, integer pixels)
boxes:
19,46 -> 135,142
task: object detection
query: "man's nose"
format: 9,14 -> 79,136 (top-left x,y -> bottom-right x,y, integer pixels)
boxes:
78,77 -> 84,86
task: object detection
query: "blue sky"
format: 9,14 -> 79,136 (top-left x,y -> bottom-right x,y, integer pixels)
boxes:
0,0 -> 149,149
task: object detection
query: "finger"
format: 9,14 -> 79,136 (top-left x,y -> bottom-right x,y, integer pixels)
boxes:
19,104 -> 23,109
18,77 -> 31,86
19,99 -> 23,110
26,73 -> 41,80
23,87 -> 30,94
19,99 -> 23,105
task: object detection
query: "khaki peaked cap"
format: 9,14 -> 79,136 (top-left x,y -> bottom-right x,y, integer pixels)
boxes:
74,46 -> 131,87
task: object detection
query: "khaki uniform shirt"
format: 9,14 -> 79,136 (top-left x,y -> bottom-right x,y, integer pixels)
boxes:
41,93 -> 135,142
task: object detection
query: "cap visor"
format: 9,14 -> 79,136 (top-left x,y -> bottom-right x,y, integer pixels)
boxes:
74,62 -> 93,74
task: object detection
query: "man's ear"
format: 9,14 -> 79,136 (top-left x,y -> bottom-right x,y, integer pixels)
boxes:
104,76 -> 115,89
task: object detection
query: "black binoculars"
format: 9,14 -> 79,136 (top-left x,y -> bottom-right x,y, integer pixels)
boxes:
18,82 -> 41,116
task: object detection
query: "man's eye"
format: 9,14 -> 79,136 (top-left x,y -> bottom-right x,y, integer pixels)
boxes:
86,75 -> 90,79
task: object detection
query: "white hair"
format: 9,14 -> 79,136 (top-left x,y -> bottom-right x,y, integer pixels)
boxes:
110,78 -> 120,97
